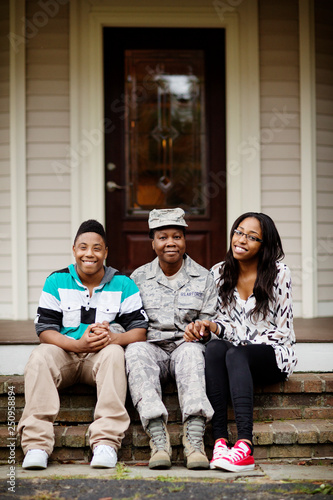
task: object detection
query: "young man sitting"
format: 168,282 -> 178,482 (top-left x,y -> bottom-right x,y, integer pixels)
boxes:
18,219 -> 148,470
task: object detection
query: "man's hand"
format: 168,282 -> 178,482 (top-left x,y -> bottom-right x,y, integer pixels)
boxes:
39,321 -> 146,352
77,323 -> 111,353
91,321 -> 110,335
90,321 -> 120,346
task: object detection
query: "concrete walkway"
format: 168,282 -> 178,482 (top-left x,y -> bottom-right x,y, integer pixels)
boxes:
1,463 -> 333,499
1,462 -> 332,481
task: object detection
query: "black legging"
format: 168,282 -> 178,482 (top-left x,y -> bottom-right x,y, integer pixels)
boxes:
205,339 -> 287,443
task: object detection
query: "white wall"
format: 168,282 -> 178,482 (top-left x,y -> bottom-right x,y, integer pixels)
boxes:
0,1 -> 12,318
2,0 -> 332,320
315,0 -> 333,316
25,0 -> 72,317
258,0 -> 302,314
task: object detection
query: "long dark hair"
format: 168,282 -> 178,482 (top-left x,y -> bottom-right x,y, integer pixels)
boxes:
218,212 -> 285,321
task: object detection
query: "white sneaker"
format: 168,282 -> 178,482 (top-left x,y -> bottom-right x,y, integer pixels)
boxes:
90,445 -> 117,468
22,449 -> 48,469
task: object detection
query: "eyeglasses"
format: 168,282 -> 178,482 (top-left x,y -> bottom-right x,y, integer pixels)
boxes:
233,229 -> 263,243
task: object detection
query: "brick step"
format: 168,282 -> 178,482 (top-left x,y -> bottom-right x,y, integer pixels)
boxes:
1,419 -> 332,464
1,374 -> 332,424
0,374 -> 332,464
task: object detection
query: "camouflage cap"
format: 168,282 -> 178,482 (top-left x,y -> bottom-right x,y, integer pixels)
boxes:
148,208 -> 188,230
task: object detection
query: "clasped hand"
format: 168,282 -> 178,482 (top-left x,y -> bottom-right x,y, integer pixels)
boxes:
79,321 -> 113,352
184,319 -> 211,343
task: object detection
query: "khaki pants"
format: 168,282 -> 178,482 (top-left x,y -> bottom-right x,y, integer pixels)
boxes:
18,343 -> 129,456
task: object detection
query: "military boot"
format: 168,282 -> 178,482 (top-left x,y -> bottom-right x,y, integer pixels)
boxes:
183,416 -> 209,469
146,418 -> 172,469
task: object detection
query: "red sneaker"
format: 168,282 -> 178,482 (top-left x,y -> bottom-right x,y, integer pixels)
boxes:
209,438 -> 229,470
213,440 -> 255,472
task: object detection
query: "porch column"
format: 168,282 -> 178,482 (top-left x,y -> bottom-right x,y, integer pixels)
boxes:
9,0 -> 28,319
299,0 -> 317,317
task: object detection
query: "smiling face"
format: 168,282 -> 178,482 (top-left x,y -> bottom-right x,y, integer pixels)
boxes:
73,232 -> 108,282
152,227 -> 186,275
231,217 -> 263,263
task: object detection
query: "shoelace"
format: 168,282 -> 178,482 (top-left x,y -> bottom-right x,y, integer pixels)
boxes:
226,442 -> 249,461
94,446 -> 114,458
148,419 -> 167,449
27,450 -> 47,457
212,441 -> 228,460
186,417 -> 205,450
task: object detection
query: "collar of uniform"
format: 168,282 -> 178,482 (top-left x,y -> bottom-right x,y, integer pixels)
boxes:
145,254 -> 201,281
182,255 -> 202,278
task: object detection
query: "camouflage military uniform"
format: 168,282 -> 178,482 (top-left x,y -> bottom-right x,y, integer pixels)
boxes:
125,255 -> 218,430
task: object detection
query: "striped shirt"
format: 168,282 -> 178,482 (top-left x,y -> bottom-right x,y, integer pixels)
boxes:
35,264 -> 148,339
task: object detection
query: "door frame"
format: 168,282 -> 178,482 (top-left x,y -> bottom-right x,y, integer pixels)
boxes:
104,28 -> 227,272
69,0 -> 261,241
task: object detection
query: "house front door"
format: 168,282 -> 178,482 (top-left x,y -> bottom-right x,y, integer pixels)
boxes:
104,28 -> 226,274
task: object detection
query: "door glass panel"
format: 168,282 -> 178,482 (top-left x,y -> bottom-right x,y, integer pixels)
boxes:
125,50 -> 207,215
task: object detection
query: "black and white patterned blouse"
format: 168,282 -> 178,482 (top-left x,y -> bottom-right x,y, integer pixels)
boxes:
211,261 -> 297,378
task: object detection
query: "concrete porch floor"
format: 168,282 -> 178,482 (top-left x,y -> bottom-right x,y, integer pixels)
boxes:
0,318 -> 332,374
0,317 -> 332,343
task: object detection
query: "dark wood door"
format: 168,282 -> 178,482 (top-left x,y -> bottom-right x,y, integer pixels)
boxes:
104,28 -> 226,274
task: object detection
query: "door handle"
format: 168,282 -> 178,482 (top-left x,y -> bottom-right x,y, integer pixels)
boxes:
106,181 -> 126,192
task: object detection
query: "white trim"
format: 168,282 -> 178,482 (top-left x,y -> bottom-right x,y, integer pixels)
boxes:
225,10 -> 242,231
1,342 -> 331,375
299,0 -> 317,317
69,0 -> 81,238
9,0 -> 28,319
239,0 -> 261,215
294,343 -> 333,373
70,0 -> 261,234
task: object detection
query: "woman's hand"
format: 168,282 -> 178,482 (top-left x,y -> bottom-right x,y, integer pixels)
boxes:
184,320 -> 212,343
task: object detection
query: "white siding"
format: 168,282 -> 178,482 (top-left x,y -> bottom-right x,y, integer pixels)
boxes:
259,0 -> 302,314
0,1 -> 11,317
1,0 -> 331,321
26,0 -> 71,317
315,0 -> 333,316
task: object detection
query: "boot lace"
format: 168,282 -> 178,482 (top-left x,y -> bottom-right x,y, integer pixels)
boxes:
185,416 -> 205,450
148,418 -> 167,450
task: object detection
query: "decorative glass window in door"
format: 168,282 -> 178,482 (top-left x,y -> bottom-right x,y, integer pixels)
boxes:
125,50 -> 207,215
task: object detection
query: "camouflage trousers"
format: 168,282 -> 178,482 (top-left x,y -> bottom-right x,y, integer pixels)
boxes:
125,340 -> 214,430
